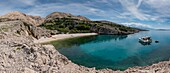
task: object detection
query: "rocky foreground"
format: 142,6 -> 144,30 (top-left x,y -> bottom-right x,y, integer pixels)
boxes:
0,21 -> 120,73
0,36 -> 116,73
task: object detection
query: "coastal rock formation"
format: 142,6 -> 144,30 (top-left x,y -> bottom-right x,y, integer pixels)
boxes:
46,12 -> 90,21
0,29 -> 120,73
0,11 -> 44,26
125,61 -> 170,73
43,12 -> 143,34
29,15 -> 45,25
90,25 -> 140,35
0,21 -> 58,39
91,25 -> 120,34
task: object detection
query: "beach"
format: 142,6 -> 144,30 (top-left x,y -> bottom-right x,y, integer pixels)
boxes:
34,33 -> 98,44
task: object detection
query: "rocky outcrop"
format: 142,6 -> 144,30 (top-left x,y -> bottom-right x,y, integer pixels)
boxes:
29,15 -> 45,25
43,12 -> 143,35
0,31 -> 120,73
90,25 -> 140,35
0,21 -> 58,39
91,25 -> 120,34
46,12 -> 90,21
0,11 -> 44,26
125,60 -> 170,73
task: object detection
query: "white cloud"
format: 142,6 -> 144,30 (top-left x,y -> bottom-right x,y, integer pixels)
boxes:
145,0 -> 170,8
119,0 -> 148,20
26,3 -> 107,17
6,0 -> 37,6
121,22 -> 153,28
0,0 -> 37,16
144,0 -> 170,16
18,0 -> 37,6
137,0 -> 143,8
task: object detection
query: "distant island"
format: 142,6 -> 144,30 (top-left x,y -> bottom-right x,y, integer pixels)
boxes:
155,29 -> 170,31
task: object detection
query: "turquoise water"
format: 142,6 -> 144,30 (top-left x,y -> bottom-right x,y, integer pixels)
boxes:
51,30 -> 170,70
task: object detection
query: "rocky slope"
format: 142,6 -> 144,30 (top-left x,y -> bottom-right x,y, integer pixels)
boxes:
0,20 -> 122,73
0,21 -> 58,39
46,12 -> 90,21
0,11 -> 44,26
43,13 -> 142,34
90,21 -> 141,35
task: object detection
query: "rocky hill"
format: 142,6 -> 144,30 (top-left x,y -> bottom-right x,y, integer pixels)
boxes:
42,13 -> 143,34
0,11 -> 44,26
46,12 -> 90,21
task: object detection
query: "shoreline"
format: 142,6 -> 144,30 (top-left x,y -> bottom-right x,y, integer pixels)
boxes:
34,33 -> 98,44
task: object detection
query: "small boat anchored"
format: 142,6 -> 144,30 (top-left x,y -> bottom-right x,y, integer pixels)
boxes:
139,36 -> 152,43
139,36 -> 159,45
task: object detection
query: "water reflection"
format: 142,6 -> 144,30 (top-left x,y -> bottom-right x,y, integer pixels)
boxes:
50,36 -> 97,49
92,35 -> 128,43
139,41 -> 151,46
51,35 -> 128,49
115,45 -> 170,70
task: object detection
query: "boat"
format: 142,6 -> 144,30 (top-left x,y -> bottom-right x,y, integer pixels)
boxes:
155,40 -> 159,43
139,36 -> 152,43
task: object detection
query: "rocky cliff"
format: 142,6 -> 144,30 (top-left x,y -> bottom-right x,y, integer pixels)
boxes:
0,21 -> 58,39
0,11 -> 44,26
90,22 -> 141,35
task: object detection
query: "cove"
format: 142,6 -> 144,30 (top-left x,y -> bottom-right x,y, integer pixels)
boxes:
51,30 -> 170,70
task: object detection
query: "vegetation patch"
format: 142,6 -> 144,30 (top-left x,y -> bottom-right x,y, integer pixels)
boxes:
40,18 -> 141,34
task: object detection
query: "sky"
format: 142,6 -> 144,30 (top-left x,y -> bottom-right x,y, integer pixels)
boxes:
0,0 -> 170,29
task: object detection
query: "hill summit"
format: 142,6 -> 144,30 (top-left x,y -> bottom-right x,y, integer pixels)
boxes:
0,11 -> 44,26
46,12 -> 90,21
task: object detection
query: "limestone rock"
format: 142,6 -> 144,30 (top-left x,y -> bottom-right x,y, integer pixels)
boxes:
90,25 -> 139,35
0,21 -> 58,39
0,11 -> 44,26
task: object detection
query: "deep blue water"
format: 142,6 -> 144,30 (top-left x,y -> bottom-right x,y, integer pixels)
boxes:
51,30 -> 170,70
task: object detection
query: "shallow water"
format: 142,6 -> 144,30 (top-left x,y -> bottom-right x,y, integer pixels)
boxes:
51,30 -> 170,70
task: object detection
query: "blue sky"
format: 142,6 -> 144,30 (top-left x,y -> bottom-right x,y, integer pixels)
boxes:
0,0 -> 170,29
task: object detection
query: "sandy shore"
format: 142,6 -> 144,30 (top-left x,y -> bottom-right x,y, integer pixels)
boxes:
34,33 -> 98,44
